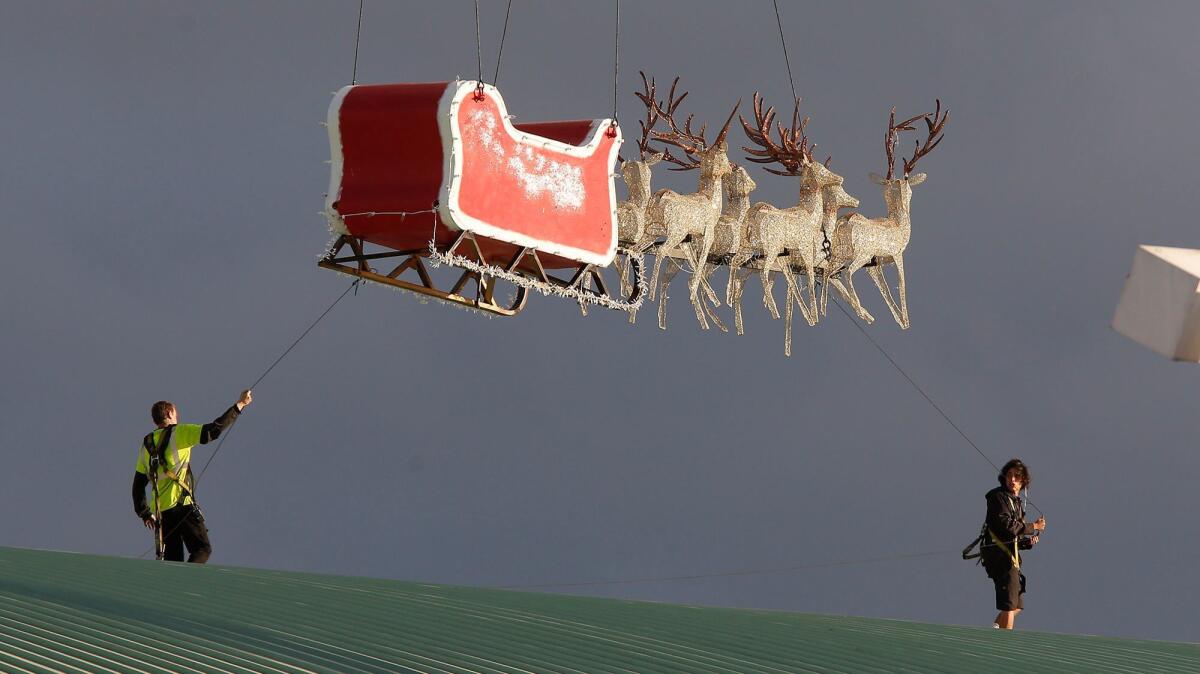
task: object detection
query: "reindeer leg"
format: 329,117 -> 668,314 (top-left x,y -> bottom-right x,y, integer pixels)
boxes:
726,250 -> 753,304
694,258 -> 721,308
702,292 -> 727,332
677,240 -> 711,331
806,241 -> 822,323
784,287 -> 794,356
649,231 -> 685,303
893,253 -> 910,329
688,228 -> 715,307
699,262 -> 728,332
732,267 -> 752,335
701,270 -> 721,307
759,245 -> 782,319
821,262 -> 840,318
867,263 -> 903,327
841,259 -> 876,324
658,259 -> 681,330
827,275 -> 872,324
782,257 -> 815,327
614,254 -> 630,298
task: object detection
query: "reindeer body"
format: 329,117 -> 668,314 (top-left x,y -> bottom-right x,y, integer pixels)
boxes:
661,165 -> 755,331
637,85 -> 740,330
709,165 -> 756,256
835,175 -> 920,328
835,98 -> 945,328
730,94 -> 859,327
616,158 -> 660,246
644,150 -> 730,329
833,100 -> 947,329
730,164 -> 855,324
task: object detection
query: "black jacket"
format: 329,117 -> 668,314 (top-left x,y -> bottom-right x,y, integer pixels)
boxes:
131,405 -> 240,518
981,486 -> 1036,571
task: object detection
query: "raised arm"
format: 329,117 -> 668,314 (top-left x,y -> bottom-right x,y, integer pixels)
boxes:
199,389 -> 252,444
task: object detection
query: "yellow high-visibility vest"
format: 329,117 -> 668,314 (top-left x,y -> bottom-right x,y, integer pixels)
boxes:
135,424 -> 202,512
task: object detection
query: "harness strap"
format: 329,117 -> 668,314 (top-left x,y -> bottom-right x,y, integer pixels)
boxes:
143,426 -> 193,506
987,527 -> 1020,569
962,524 -> 987,560
142,426 -> 174,561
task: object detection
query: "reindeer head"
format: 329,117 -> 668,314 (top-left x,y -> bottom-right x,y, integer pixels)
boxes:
822,174 -> 859,212
724,164 -> 757,197
869,101 -> 948,210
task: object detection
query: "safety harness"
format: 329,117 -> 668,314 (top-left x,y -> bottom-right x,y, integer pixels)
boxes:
143,426 -> 196,505
142,425 -> 198,560
143,426 -> 171,560
962,493 -> 1023,569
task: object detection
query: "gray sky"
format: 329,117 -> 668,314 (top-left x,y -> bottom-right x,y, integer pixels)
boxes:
2,0 -> 1198,643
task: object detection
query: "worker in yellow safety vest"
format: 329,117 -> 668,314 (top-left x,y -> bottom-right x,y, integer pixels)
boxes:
132,390 -> 252,563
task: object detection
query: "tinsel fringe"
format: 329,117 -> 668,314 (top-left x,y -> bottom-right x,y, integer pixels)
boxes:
428,241 -> 646,313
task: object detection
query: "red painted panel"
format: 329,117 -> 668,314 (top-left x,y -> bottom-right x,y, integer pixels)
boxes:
449,91 -> 618,263
333,82 -> 452,253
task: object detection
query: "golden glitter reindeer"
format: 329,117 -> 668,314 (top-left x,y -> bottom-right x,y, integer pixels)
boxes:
658,163 -> 757,331
642,77 -> 740,330
729,94 -> 859,326
614,72 -> 665,309
828,101 -> 949,329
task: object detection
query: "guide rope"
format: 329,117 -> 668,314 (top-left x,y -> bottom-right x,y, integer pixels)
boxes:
138,281 -> 359,559
769,3 -> 1042,519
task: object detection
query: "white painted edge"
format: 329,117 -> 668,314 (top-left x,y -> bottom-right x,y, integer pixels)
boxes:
323,85 -> 353,236
437,80 -> 621,266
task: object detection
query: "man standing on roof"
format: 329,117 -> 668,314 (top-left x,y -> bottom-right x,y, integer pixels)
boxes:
132,390 -> 252,563
982,458 -> 1046,630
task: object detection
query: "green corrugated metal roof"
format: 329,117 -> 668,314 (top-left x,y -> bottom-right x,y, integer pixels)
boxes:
0,546 -> 1195,673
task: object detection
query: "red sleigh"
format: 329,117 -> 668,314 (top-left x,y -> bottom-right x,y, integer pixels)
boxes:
319,80 -> 643,315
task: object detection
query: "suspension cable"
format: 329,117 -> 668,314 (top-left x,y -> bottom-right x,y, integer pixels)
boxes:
351,0 -> 364,85
772,0 -> 797,103
612,0 -> 620,122
492,0 -> 513,86
474,0 -> 483,84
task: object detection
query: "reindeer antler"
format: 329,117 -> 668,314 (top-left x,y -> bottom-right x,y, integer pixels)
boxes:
902,99 -> 949,176
645,76 -> 702,170
648,78 -> 739,172
741,93 -> 819,176
883,107 -> 925,180
633,71 -> 661,160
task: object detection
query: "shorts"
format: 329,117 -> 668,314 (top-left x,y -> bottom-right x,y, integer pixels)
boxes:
991,566 -> 1026,611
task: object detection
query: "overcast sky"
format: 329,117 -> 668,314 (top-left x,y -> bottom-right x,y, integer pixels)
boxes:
3,1 -> 1199,643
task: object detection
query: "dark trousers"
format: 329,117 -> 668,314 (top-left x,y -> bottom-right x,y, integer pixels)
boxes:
161,504 -> 212,563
